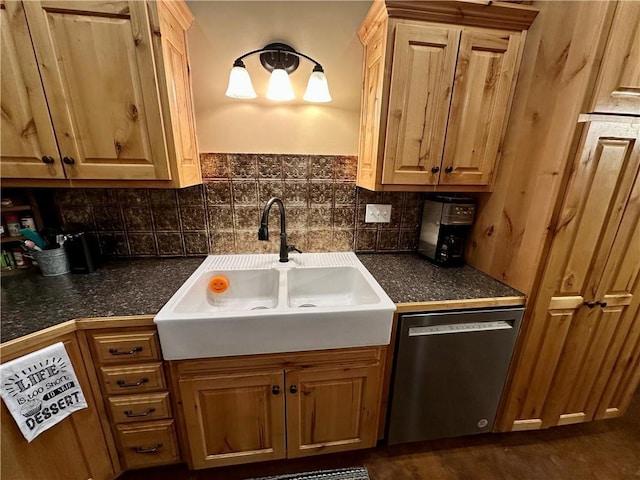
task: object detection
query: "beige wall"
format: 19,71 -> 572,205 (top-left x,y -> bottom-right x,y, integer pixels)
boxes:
186,1 -> 372,155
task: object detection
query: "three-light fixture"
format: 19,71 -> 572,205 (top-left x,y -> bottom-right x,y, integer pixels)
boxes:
225,43 -> 332,103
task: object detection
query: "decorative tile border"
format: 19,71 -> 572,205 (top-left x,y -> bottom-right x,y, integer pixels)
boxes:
52,154 -> 423,257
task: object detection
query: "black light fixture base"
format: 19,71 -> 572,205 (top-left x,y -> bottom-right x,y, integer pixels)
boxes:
259,43 -> 300,74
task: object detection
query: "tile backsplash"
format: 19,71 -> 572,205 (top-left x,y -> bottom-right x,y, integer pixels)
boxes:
53,154 -> 423,257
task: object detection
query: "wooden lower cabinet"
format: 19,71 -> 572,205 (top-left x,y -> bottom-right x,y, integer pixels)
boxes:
0,331 -> 115,480
286,365 -> 381,458
179,371 -> 286,469
497,119 -> 640,432
173,347 -> 386,470
116,419 -> 180,470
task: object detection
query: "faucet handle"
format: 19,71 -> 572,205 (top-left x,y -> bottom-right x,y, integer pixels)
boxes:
287,245 -> 302,254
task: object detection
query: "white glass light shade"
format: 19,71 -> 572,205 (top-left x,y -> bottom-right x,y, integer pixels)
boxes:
303,70 -> 332,103
225,65 -> 257,99
266,68 -> 295,101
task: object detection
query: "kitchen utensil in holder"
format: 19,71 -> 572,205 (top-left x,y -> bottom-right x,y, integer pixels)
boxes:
33,248 -> 70,276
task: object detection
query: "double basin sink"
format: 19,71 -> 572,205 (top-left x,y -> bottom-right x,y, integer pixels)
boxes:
154,252 -> 396,360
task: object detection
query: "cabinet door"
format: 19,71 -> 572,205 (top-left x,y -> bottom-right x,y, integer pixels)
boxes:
586,175 -> 640,421
285,364 -> 382,458
153,2 -> 199,184
441,29 -> 522,186
541,200 -> 639,427
0,1 -> 64,179
382,23 -> 459,185
589,1 -> 640,115
1,333 -> 114,480
357,28 -> 386,190
178,371 -> 286,469
500,120 -> 640,431
22,1 -> 171,181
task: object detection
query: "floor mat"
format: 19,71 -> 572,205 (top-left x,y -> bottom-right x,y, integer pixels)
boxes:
245,466 -> 370,480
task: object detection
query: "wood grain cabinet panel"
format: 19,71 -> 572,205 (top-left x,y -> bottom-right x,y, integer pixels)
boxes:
356,1 -> 534,191
441,29 -> 522,185
116,419 -> 180,469
101,362 -> 166,395
1,0 -> 201,188
178,371 -> 287,469
0,1 -> 65,179
173,347 -> 386,469
381,24 -> 459,185
285,364 -> 382,458
0,333 -> 115,480
108,392 -> 171,424
22,0 -> 171,181
499,119 -> 640,432
589,1 -> 640,115
91,330 -> 161,365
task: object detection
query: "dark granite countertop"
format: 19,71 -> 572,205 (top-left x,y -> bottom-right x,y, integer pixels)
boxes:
356,253 -> 523,304
1,253 -> 522,344
1,257 -> 205,343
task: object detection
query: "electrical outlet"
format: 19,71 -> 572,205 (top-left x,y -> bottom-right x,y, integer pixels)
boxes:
365,204 -> 392,223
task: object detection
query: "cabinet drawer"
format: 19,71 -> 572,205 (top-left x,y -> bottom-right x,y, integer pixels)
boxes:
91,330 -> 161,364
117,420 -> 179,469
108,392 -> 171,424
101,363 -> 166,395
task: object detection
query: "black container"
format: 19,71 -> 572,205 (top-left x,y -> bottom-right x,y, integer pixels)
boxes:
65,232 -> 100,273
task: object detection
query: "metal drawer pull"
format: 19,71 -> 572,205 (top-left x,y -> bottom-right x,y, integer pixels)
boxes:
597,301 -> 608,308
133,443 -> 163,454
117,378 -> 149,388
124,408 -> 155,418
109,346 -> 143,356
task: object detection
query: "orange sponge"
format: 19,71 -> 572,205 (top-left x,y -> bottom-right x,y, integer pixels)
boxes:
208,275 -> 229,294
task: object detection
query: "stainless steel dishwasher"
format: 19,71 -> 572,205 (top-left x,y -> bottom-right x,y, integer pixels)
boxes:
387,307 -> 524,444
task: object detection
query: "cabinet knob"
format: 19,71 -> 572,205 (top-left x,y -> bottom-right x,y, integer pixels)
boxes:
445,166 -> 454,174
431,166 -> 440,174
272,385 -> 280,395
41,156 -> 55,164
63,156 -> 75,165
289,384 -> 298,394
583,301 -> 596,309
596,301 -> 608,308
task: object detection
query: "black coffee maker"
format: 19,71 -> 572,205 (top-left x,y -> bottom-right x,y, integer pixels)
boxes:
418,196 -> 476,266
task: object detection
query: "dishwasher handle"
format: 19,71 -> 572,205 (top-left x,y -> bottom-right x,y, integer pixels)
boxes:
408,320 -> 514,337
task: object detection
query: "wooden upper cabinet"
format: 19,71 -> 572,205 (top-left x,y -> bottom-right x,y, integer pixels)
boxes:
498,119 -> 640,432
1,0 -> 201,188
382,24 -> 459,185
589,1 -> 640,116
441,29 -> 522,185
356,0 -> 536,191
0,1 -> 64,179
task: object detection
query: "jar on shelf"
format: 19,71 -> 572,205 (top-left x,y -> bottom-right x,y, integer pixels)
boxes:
4,214 -> 21,237
20,215 -> 36,231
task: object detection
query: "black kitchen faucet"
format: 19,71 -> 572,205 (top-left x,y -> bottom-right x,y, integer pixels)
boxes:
258,197 -> 302,263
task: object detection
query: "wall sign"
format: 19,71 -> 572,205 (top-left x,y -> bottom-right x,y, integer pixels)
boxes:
0,342 -> 88,442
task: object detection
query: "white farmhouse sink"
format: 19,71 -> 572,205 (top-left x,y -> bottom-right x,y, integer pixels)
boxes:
154,252 -> 396,360
287,266 -> 380,308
